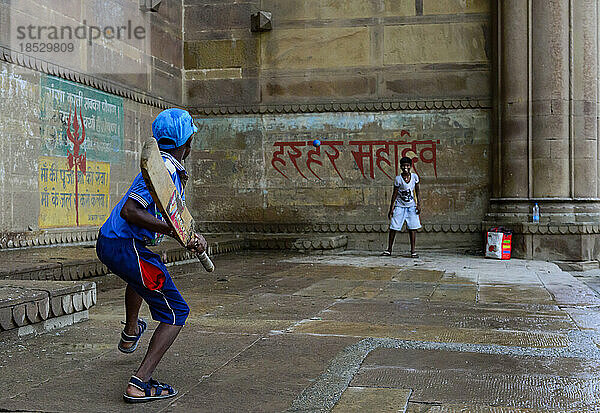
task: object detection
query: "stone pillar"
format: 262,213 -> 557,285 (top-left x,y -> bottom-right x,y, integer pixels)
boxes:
496,0 -> 529,199
572,0 -> 599,198
488,0 -> 600,263
531,0 -> 570,198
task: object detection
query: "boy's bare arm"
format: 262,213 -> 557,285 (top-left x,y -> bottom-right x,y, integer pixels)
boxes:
120,198 -> 173,236
121,199 -> 208,254
388,186 -> 399,219
415,183 -> 421,214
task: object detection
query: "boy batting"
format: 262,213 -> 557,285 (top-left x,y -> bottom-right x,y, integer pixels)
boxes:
96,108 -> 206,403
384,156 -> 421,258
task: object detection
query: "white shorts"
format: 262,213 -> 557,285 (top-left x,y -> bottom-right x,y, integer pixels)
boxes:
390,205 -> 421,231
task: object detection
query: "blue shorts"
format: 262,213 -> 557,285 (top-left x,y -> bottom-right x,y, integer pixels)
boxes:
390,205 -> 422,231
96,234 -> 190,326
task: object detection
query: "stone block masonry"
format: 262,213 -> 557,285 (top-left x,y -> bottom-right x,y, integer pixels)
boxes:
181,0 -> 495,254
0,0 -> 597,262
1,0 -> 183,104
190,110 -> 491,250
183,0 -> 491,109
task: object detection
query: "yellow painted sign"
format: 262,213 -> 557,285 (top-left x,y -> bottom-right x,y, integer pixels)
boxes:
39,156 -> 110,228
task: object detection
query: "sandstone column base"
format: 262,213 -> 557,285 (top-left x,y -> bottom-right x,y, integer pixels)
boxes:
484,199 -> 600,262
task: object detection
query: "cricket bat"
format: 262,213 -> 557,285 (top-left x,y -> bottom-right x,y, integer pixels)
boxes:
140,138 -> 214,272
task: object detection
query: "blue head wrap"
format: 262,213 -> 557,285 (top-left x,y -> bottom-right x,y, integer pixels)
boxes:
152,108 -> 198,150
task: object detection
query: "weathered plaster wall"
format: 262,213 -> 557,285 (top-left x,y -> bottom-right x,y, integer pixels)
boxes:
191,110 -> 490,230
1,0 -> 183,104
0,0 -> 494,252
0,60 -> 161,246
0,1 -> 183,246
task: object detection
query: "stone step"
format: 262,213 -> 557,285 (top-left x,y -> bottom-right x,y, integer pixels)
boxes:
248,234 -> 348,252
0,279 -> 96,339
0,235 -> 345,282
554,260 -> 600,272
0,236 -> 247,281
0,234 -> 345,340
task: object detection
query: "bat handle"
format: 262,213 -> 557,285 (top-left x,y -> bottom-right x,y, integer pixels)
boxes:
196,251 -> 215,272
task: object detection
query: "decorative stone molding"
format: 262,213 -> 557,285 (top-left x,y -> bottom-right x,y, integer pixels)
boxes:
194,222 -> 486,234
494,222 -> 600,262
486,198 -> 600,224
0,280 -> 96,333
0,238 -> 248,281
159,238 -> 248,263
1,46 -> 491,116
206,238 -> 248,256
511,223 -> 600,235
61,261 -> 108,281
14,222 -> 589,252
0,227 -> 101,249
0,46 -> 177,110
248,235 -> 348,251
1,223 -> 491,251
189,98 -> 492,116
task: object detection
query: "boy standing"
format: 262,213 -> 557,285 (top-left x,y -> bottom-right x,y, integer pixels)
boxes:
384,157 -> 421,258
96,108 -> 206,403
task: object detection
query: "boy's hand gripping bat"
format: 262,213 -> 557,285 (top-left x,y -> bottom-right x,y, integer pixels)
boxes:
140,139 -> 214,272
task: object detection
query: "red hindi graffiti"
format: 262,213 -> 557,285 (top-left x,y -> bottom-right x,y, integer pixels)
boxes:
272,141 -> 344,180
306,144 -> 322,180
272,141 -> 306,179
349,141 -> 374,179
306,141 -> 344,180
395,139 -> 439,178
349,139 -> 440,179
415,139 -> 439,178
375,143 -> 393,180
270,136 -> 439,180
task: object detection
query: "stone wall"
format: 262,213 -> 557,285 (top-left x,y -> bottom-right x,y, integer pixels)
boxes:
1,0 -> 183,105
185,0 -> 493,250
0,0 -> 184,247
0,0 -> 495,252
192,110 -> 490,221
184,0 -> 490,109
487,0 -> 600,262
190,108 -> 491,250
0,59 -> 161,248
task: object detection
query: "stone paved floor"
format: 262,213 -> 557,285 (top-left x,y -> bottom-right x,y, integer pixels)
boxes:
1,250 -> 600,412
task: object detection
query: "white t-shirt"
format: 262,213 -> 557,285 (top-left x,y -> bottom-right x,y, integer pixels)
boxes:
394,173 -> 419,207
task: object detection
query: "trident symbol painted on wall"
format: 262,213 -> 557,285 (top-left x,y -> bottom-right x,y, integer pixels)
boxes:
66,105 -> 87,226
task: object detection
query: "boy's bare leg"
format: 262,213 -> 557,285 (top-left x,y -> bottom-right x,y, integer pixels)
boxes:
386,229 -> 397,253
121,285 -> 143,350
409,229 -> 417,254
126,322 -> 183,396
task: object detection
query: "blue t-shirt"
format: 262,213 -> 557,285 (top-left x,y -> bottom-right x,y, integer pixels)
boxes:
100,152 -> 187,243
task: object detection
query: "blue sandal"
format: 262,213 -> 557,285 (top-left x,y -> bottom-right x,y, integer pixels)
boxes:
123,376 -> 178,403
118,319 -> 147,354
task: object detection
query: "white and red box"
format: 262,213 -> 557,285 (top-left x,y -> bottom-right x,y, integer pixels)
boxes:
485,227 -> 512,260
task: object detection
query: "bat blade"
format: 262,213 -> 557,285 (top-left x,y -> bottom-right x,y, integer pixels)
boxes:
140,138 -> 214,272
